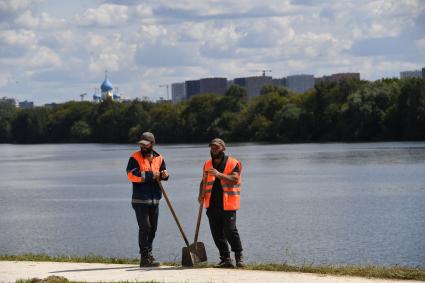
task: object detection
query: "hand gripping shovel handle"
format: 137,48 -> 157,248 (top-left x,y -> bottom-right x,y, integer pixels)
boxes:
157,180 -> 190,247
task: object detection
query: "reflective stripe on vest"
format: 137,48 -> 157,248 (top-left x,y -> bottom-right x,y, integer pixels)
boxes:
131,199 -> 160,205
203,156 -> 242,211
127,151 -> 163,183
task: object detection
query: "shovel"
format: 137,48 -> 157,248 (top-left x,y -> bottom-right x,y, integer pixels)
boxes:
184,192 -> 207,264
156,180 -> 202,267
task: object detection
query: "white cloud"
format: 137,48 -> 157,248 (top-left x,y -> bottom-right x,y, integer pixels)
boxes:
138,24 -> 169,44
14,10 -> 65,29
86,32 -> 136,73
351,0 -> 424,39
14,10 -> 39,27
200,24 -> 243,57
75,4 -> 128,27
0,72 -> 10,87
0,0 -> 35,13
365,0 -> 424,16
0,29 -> 37,46
134,4 -> 153,17
415,38 -> 425,49
29,46 -> 62,68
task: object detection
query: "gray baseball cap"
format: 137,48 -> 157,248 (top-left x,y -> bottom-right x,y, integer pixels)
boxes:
137,132 -> 155,145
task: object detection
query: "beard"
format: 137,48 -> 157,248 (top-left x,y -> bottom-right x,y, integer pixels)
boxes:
210,151 -> 224,160
141,146 -> 153,156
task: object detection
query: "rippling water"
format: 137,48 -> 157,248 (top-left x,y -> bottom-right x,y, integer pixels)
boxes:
1,142 -> 424,266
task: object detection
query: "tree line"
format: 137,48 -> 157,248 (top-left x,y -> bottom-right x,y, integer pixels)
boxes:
1,77 -> 424,144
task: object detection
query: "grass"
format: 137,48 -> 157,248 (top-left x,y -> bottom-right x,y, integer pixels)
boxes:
2,253 -> 425,281
244,263 -> 425,281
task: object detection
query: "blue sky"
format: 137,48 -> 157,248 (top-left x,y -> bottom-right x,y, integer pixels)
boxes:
0,0 -> 424,104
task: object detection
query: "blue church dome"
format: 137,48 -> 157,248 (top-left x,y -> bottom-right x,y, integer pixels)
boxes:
101,79 -> 113,92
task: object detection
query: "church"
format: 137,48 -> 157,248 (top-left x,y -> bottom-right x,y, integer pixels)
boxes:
93,71 -> 121,102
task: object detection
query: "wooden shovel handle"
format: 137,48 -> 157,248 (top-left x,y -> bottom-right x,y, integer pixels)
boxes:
194,198 -> 203,244
194,173 -> 207,243
157,179 -> 190,247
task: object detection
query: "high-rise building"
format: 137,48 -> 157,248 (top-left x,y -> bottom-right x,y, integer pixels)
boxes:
400,70 -> 422,79
272,78 -> 286,87
18,100 -> 34,109
199,77 -> 227,96
227,80 -> 235,89
233,76 -> 273,100
316,72 -> 360,84
171,82 -> 186,103
185,80 -> 200,99
286,74 -> 315,93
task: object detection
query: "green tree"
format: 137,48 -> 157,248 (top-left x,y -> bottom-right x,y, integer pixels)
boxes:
0,101 -> 17,142
180,94 -> 222,142
341,81 -> 396,141
397,78 -> 425,139
150,103 -> 183,143
70,120 -> 92,141
272,103 -> 302,142
11,108 -> 49,143
46,101 -> 93,142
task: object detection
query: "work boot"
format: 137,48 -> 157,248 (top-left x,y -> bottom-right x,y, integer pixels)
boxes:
139,254 -> 160,267
235,253 -> 245,268
148,251 -> 161,266
214,256 -> 234,268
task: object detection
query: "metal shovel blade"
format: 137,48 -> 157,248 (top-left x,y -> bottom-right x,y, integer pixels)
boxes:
181,246 -> 196,266
182,242 -> 207,266
188,242 -> 207,262
182,243 -> 207,266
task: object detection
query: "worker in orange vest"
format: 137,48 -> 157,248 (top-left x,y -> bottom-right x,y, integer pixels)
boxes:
198,138 -> 244,268
126,132 -> 169,267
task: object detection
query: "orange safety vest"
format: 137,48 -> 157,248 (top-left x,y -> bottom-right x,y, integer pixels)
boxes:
202,156 -> 242,211
127,151 -> 164,183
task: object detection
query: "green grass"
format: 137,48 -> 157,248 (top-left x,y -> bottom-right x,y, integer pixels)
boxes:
2,253 -> 425,281
244,263 -> 425,281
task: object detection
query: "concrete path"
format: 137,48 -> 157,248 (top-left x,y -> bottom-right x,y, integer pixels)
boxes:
0,261 -> 422,283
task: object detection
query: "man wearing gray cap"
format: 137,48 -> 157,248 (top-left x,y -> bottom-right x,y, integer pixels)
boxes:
126,132 -> 169,267
198,138 -> 244,268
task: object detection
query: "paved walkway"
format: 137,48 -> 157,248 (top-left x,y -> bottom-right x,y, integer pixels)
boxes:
0,261 -> 422,283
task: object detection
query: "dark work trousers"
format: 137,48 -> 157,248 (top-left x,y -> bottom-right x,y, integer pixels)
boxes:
206,207 -> 243,258
132,203 -> 159,255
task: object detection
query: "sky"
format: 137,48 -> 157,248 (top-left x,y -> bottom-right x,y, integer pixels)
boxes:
0,0 -> 424,105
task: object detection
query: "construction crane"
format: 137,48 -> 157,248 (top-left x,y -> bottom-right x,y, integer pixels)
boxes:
251,69 -> 272,77
159,84 -> 169,100
260,69 -> 272,76
80,93 -> 87,101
